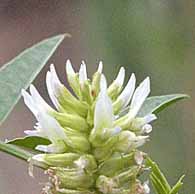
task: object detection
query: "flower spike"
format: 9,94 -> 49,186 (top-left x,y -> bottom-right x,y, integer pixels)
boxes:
21,61 -> 157,193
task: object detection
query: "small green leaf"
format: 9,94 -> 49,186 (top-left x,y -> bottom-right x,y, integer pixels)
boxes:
0,34 -> 70,124
7,136 -> 50,150
146,157 -> 171,193
169,175 -> 185,194
146,157 -> 184,194
138,94 -> 189,117
150,173 -> 168,194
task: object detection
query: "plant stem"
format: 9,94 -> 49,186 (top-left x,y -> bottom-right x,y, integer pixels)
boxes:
0,140 -> 32,161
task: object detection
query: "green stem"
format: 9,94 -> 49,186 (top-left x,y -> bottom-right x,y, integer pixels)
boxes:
0,140 -> 32,161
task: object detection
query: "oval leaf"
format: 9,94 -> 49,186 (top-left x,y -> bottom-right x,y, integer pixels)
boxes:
0,34 -> 69,124
7,136 -> 50,150
138,94 -> 189,117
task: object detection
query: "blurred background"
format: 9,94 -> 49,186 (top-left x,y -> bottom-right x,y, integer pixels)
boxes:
0,1 -> 194,193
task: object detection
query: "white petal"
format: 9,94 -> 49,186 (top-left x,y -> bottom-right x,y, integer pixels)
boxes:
144,114 -> 157,123
21,89 -> 37,116
94,76 -> 113,129
32,154 -> 45,162
29,84 -> 53,113
36,112 -> 68,144
98,61 -> 103,73
35,144 -> 63,153
100,74 -> 107,93
79,62 -> 87,85
50,64 -> 63,88
118,73 -> 136,108
46,71 -> 60,109
24,129 -> 46,137
66,59 -> 75,76
130,77 -> 150,117
114,67 -> 125,87
102,126 -> 121,138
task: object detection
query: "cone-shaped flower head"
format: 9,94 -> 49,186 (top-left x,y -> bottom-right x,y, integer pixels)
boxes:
22,60 -> 156,194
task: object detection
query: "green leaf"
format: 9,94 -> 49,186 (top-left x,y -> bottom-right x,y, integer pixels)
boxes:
146,157 -> 171,193
138,94 -> 189,117
150,173 -> 168,194
0,140 -> 33,161
7,136 -> 50,150
146,157 -> 184,194
0,34 -> 70,124
120,94 -> 188,118
169,175 -> 185,194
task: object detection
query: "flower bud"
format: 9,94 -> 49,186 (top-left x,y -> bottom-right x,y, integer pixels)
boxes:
81,80 -> 93,105
53,112 -> 89,132
107,67 -> 125,100
74,155 -> 97,171
113,73 -> 136,114
50,167 -> 95,190
98,151 -> 144,176
114,165 -> 141,185
91,61 -> 103,98
32,153 -> 80,167
93,135 -> 119,161
47,64 -> 88,117
68,135 -> 91,153
115,131 -> 148,153
96,175 -> 118,194
66,59 -> 82,99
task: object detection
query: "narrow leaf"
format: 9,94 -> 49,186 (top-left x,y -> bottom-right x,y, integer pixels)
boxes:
169,175 -> 185,194
0,140 -> 32,161
146,157 -> 171,193
7,136 -> 50,150
150,173 -> 168,194
138,94 -> 189,117
0,34 -> 70,124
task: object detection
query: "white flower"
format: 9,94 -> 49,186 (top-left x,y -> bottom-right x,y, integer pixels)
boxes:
79,61 -> 88,86
90,75 -> 122,145
97,61 -> 103,73
46,64 -> 64,110
107,67 -> 125,99
116,131 -> 149,153
22,84 -> 53,117
114,67 -> 125,88
129,77 -> 150,118
66,59 -> 76,77
113,73 -> 136,113
34,112 -> 68,153
114,77 -> 152,131
94,75 -> 114,130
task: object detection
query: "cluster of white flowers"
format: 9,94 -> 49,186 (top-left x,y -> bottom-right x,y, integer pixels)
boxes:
22,60 -> 156,194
